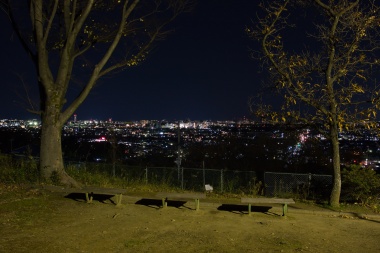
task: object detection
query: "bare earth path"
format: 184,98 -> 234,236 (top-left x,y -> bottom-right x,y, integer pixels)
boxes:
1,187 -> 379,253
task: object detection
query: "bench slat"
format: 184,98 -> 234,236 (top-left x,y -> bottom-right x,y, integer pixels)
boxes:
74,187 -> 127,206
242,197 -> 295,216
156,192 -> 206,200
77,187 -> 127,195
156,192 -> 206,211
241,198 -> 295,204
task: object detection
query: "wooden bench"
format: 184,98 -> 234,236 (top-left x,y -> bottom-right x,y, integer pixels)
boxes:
78,187 -> 127,206
156,192 -> 206,211
241,197 -> 295,216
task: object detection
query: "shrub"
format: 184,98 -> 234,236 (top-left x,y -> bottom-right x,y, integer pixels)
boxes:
342,165 -> 380,206
0,154 -> 39,183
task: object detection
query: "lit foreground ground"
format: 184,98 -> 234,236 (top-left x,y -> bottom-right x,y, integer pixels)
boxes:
1,186 -> 380,253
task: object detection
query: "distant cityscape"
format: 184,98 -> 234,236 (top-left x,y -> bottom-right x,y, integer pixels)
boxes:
1,117 -> 380,174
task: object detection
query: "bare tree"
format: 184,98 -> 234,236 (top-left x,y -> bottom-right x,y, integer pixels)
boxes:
247,0 -> 380,207
2,0 -> 192,187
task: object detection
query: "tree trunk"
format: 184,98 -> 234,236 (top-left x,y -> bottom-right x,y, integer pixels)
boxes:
40,108 -> 80,188
329,124 -> 341,207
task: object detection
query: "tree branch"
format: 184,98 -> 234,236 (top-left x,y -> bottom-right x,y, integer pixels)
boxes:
61,0 -> 140,124
42,0 -> 58,45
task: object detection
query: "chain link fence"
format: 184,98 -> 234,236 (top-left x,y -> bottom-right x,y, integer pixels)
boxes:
66,161 -> 332,199
264,172 -> 333,200
67,162 -> 258,193
122,166 -> 258,193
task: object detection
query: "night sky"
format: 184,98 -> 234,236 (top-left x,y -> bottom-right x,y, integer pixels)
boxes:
0,0 -> 263,121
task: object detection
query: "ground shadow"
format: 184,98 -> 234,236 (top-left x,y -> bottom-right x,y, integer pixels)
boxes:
64,192 -> 116,205
217,204 -> 276,215
135,198 -> 189,209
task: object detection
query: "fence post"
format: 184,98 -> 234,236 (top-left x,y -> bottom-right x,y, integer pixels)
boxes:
145,166 -> 148,184
181,167 -> 184,190
203,161 -> 205,187
220,169 -> 224,193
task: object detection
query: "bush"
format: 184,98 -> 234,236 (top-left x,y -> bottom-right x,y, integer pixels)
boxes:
342,165 -> 380,206
0,154 -> 39,184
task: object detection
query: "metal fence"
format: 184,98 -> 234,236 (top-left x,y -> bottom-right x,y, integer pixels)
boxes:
67,162 -> 332,199
67,162 -> 258,193
264,172 -> 333,199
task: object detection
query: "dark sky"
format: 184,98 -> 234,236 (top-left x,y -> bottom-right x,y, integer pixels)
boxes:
0,0 -> 262,121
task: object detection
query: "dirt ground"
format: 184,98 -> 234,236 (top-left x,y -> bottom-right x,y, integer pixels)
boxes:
1,185 -> 380,253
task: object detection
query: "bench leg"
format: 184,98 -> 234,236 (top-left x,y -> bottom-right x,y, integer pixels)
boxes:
161,198 -> 168,208
85,192 -> 93,203
248,203 -> 251,215
195,199 -> 200,210
283,203 -> 288,216
115,194 -> 122,206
